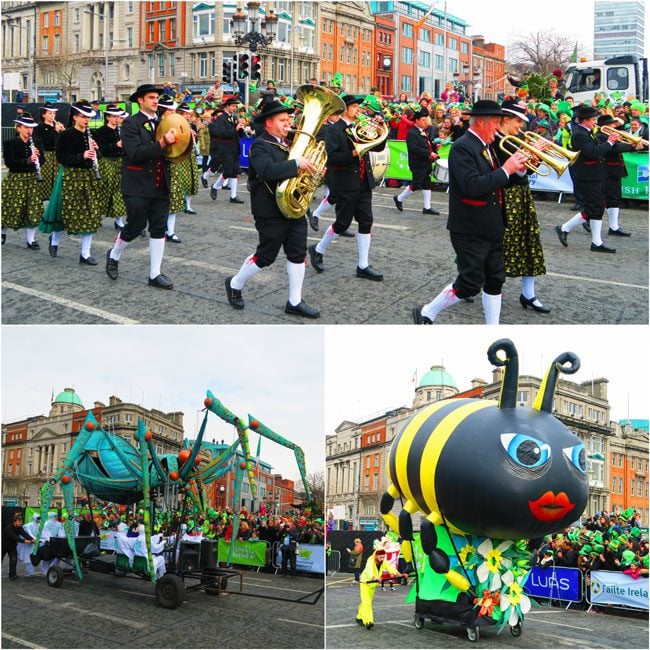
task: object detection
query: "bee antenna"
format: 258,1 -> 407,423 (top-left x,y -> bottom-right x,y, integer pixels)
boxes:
487,339 -> 519,409
533,352 -> 580,413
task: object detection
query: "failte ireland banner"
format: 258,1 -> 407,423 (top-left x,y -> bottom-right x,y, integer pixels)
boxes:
275,544 -> 325,573
590,570 -> 648,610
218,538 -> 267,566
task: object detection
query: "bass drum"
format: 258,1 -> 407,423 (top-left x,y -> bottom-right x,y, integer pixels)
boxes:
433,159 -> 449,184
369,149 -> 390,184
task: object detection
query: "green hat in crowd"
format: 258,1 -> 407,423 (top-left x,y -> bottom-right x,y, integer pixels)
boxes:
643,555 -> 649,568
362,94 -> 383,114
579,544 -> 592,556
630,526 -> 642,539
619,507 -> 635,521
592,531 -> 604,544
330,73 -> 343,89
536,102 -> 551,114
608,538 -> 621,551
592,543 -> 605,554
621,550 -> 636,566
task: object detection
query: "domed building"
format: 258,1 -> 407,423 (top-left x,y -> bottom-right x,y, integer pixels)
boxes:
49,387 -> 85,417
412,365 -> 459,409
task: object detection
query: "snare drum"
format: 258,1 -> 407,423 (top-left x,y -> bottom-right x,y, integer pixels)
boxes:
433,159 -> 449,184
369,149 -> 390,184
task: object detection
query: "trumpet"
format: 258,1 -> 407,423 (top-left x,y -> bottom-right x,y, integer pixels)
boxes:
598,125 -> 648,147
498,134 -> 575,177
523,132 -> 580,166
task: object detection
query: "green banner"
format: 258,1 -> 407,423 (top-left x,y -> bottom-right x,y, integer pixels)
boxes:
217,537 -> 267,566
385,140 -> 450,182
621,152 -> 649,201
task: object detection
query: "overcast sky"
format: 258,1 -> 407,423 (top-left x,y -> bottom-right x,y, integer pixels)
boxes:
324,325 -> 649,434
1,325 -> 325,484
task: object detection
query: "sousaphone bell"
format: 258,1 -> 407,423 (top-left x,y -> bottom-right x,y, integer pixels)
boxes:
156,113 -> 192,162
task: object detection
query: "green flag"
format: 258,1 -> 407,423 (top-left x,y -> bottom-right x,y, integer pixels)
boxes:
570,43 -> 578,63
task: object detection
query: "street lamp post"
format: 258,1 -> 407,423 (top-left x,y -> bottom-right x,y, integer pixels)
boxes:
231,2 -> 279,106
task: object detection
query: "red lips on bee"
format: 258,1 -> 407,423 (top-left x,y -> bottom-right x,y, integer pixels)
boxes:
529,491 -> 575,522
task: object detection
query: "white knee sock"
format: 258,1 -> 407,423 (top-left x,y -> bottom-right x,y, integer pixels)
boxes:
212,174 -> 224,190
50,230 -> 64,246
591,219 -> 603,246
185,196 -> 192,210
229,177 -> 238,198
167,214 -> 176,237
80,234 -> 93,259
110,235 -> 129,261
149,237 -> 165,279
231,254 -> 262,290
521,276 -> 536,300
115,216 -> 125,228
607,207 -> 620,230
222,178 -> 230,189
357,233 -> 371,269
421,283 -> 461,321
1,227 -> 8,236
24,227 -> 37,244
397,186 -> 413,202
316,225 -> 339,254
313,197 -> 332,218
202,169 -> 214,181
482,291 -> 501,325
286,260 -> 305,306
422,189 -> 432,209
561,212 -> 586,233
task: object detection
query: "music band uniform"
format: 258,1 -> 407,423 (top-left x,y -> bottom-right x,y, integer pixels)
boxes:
33,103 -> 62,201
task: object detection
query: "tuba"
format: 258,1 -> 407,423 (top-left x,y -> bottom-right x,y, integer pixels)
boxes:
276,84 -> 346,220
156,113 -> 192,162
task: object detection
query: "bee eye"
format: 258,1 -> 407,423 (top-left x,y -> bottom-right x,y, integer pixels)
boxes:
500,433 -> 551,468
563,444 -> 587,474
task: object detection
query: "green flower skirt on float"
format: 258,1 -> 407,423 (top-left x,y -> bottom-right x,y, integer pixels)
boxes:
1,171 -> 44,230
502,184 -> 546,278
39,166 -> 102,235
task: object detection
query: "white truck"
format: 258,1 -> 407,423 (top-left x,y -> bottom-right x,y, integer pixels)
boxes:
564,55 -> 648,103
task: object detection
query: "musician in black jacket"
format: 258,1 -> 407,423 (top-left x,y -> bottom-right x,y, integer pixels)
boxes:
393,107 -> 440,215
1,112 -> 45,249
105,84 -> 178,289
225,100 -> 320,318
554,105 -> 621,253
33,102 -> 64,201
413,100 -> 527,324
308,95 -> 386,280
203,97 -> 245,203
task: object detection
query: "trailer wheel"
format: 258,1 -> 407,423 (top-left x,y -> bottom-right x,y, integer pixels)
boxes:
467,627 -> 479,642
47,565 -> 64,588
414,616 -> 424,630
510,623 -> 522,637
155,574 -> 185,609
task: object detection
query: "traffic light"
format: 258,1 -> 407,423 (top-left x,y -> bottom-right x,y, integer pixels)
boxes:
222,59 -> 233,83
251,55 -> 262,82
238,53 -> 249,79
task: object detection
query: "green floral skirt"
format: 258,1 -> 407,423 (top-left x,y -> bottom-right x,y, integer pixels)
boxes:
59,167 -> 103,234
503,184 -> 546,278
176,150 -> 199,196
97,157 -> 127,218
40,150 -> 60,201
1,171 -> 43,229
169,161 -> 185,214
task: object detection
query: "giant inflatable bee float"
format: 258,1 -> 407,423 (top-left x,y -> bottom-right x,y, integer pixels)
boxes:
380,339 -> 589,593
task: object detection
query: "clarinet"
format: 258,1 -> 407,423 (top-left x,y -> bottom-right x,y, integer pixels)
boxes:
86,126 -> 101,180
191,129 -> 200,156
28,136 -> 43,182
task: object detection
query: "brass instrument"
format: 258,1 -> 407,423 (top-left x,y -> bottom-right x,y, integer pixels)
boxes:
348,115 -> 389,158
275,84 -> 346,220
599,125 -> 648,147
523,131 -> 580,166
498,134 -> 575,177
156,113 -> 192,162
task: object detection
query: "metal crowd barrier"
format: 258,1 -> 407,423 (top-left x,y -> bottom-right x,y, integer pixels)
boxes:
327,550 -> 341,576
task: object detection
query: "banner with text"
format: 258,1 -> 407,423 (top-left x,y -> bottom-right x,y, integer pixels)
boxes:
218,538 -> 267,566
524,566 -> 582,603
590,570 -> 649,610
275,543 -> 325,574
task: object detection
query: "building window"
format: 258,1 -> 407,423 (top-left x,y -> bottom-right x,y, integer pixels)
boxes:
42,35 -> 48,53
374,454 -> 379,467
402,23 -> 413,38
517,391 -> 528,404
435,54 -> 444,70
159,20 -> 165,41
461,42 -> 469,53
127,1 -> 134,13
631,479 -> 635,496
401,75 -> 412,92
402,47 -> 413,64
365,456 -> 370,468
435,32 -> 444,46
149,22 -> 154,41
54,11 -> 60,27
421,28 -> 430,42
421,51 -> 431,67
54,34 -> 60,54
199,52 -> 207,77
194,9 -> 215,37
75,7 -> 80,22
43,14 -> 49,28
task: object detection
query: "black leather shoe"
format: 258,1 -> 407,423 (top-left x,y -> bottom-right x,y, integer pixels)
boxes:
166,233 -> 182,243
225,276 -> 244,309
148,274 -> 174,289
1,234 -> 6,245
570,203 -> 581,210
412,306 -> 433,324
26,241 -> 40,250
308,244 -> 324,273
106,249 -> 119,280
609,227 -> 630,237
339,230 -> 354,237
356,618 -> 364,626
285,300 -> 320,319
590,243 -> 616,253
519,294 -> 551,314
48,235 -> 58,257
307,208 -> 319,232
422,208 -> 440,215
201,177 -> 208,188
554,225 -> 568,247
114,221 -> 123,230
463,296 -> 475,303
184,208 -> 197,215
582,221 -> 591,233
140,229 -> 147,237
229,197 -> 244,204
356,266 -> 383,281
393,195 -> 404,212
79,255 -> 98,266
210,187 -> 218,200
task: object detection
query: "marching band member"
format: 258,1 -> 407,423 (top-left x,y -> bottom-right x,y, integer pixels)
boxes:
105,84 -> 178,289
494,99 -> 550,313
1,112 -> 45,249
555,105 -> 621,253
308,95 -> 386,281
93,104 -> 127,231
204,97 -> 245,204
393,106 -> 441,215
176,102 -> 200,215
413,100 -> 527,325
41,101 -> 102,265
33,102 -> 64,202
225,100 -> 320,318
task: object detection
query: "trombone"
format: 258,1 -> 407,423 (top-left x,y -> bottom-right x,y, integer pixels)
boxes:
598,125 -> 649,147
523,132 -> 580,166
498,133 -> 577,176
